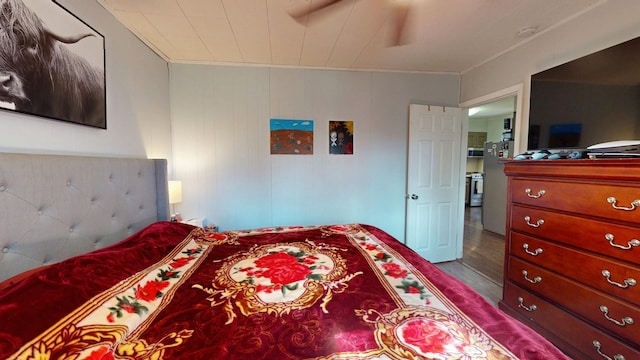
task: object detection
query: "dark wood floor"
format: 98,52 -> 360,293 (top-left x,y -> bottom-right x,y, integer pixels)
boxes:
459,206 -> 505,284
434,206 -> 505,307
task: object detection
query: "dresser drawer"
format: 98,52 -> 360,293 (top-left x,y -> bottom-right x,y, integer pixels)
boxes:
511,178 -> 640,223
503,282 -> 640,360
507,256 -> 640,345
510,205 -> 640,265
509,231 -> 640,303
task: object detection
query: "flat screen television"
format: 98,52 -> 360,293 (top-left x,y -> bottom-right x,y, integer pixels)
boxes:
527,36 -> 640,151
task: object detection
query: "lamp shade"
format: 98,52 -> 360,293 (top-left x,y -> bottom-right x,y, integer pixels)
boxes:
168,180 -> 183,204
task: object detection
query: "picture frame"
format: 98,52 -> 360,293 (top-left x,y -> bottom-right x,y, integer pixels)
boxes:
329,121 -> 354,155
270,119 -> 314,155
0,0 -> 106,129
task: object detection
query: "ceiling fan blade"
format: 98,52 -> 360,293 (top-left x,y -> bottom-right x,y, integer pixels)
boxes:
287,0 -> 345,19
387,1 -> 413,46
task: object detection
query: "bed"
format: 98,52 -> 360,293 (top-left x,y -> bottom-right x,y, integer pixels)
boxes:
0,153 -> 569,359
0,153 -> 170,285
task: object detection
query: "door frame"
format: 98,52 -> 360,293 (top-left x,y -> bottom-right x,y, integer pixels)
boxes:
457,83 -> 524,257
460,84 -> 525,154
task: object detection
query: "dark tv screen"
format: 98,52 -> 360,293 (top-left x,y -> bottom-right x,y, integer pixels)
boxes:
528,36 -> 640,150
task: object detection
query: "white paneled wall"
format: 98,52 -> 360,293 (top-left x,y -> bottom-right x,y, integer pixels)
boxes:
170,65 -> 459,240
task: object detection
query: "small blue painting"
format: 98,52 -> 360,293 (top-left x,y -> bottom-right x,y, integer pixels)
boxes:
270,119 -> 314,154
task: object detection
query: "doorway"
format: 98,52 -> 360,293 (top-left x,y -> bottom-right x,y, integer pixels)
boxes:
458,84 -> 523,280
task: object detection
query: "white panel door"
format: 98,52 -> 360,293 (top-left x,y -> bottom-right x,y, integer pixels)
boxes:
406,104 -> 463,263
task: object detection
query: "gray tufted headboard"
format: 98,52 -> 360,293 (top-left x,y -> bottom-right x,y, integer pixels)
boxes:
0,153 -> 170,282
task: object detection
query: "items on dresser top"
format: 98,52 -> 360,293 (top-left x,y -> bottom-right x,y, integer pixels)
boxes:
514,149 -> 589,160
514,140 -> 640,161
587,140 -> 640,155
502,159 -> 640,360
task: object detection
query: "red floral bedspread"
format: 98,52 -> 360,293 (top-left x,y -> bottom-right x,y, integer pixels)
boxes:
0,222 -> 569,359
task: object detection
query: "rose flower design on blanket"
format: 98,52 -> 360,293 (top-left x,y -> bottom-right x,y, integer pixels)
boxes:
193,240 -> 363,323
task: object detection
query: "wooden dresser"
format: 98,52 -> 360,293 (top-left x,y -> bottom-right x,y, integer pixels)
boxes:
501,159 -> 640,359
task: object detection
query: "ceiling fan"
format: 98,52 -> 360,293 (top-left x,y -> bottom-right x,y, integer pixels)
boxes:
287,0 -> 415,47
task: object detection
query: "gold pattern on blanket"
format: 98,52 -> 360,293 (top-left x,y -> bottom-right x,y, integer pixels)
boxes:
7,230 -> 208,360
11,319 -> 194,360
356,306 -> 505,359
319,224 -> 362,236
193,239 -> 363,324
192,227 -> 240,246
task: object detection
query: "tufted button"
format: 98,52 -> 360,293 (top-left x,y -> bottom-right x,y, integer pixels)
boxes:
139,205 -> 144,210
66,180 -> 72,186
108,174 -> 113,182
69,226 -> 74,233
90,197 -> 96,205
2,247 -> 8,253
111,214 -> 117,220
0,185 -> 5,192
37,208 -> 43,215
138,171 -> 142,178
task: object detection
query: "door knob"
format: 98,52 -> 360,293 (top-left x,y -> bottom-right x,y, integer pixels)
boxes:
410,194 -> 419,200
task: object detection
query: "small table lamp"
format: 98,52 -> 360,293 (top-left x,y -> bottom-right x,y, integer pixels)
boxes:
168,180 -> 182,222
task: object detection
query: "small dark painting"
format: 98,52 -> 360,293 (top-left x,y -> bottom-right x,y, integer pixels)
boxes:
329,121 -> 354,155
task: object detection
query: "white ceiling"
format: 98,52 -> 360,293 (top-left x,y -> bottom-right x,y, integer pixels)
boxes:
96,0 -> 604,73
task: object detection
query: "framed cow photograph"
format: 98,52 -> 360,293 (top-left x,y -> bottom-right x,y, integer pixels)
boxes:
0,0 -> 106,129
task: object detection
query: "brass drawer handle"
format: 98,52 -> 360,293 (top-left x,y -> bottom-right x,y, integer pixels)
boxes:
522,270 -> 542,284
601,270 -> 637,289
599,305 -> 634,327
592,340 -> 625,360
517,297 -> 537,312
525,188 -> 546,198
607,197 -> 640,211
522,243 -> 543,256
524,216 -> 544,228
605,233 -> 640,250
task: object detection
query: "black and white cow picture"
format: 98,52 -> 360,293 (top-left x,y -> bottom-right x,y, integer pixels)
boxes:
0,0 -> 105,128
